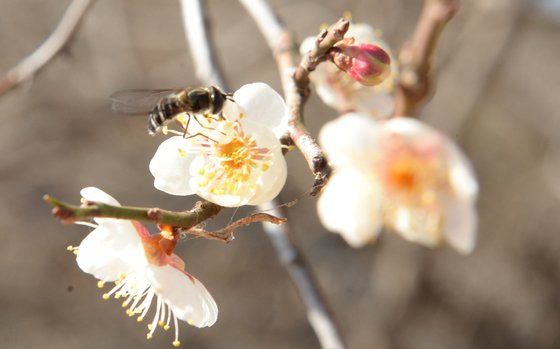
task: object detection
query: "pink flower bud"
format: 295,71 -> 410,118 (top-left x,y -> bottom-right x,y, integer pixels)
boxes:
330,43 -> 391,86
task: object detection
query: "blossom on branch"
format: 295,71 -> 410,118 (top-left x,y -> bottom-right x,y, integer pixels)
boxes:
317,114 -> 478,254
150,83 -> 287,207
69,187 -> 218,347
300,23 -> 398,117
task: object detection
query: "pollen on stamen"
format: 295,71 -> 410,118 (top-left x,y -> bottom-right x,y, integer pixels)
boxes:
97,281 -> 105,288
102,293 -> 110,300
162,126 -> 169,135
198,179 -> 209,187
172,340 -> 181,347
178,148 -> 187,157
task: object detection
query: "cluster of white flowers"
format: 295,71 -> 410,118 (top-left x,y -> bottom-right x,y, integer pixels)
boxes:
317,114 -> 478,253
300,22 -> 478,254
64,19 -> 479,347
70,83 -> 289,345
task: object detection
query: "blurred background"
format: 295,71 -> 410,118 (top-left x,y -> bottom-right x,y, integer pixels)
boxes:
1,0 -> 560,348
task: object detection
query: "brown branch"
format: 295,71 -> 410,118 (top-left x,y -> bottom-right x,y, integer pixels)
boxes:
44,195 -> 222,229
0,0 -> 94,96
294,19 -> 349,93
393,0 -> 460,117
183,213 -> 287,243
240,0 -> 341,196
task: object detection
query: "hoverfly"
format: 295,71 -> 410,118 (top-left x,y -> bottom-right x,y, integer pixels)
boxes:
110,86 -> 232,136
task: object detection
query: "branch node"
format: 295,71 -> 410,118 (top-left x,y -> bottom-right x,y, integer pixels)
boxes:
147,208 -> 162,221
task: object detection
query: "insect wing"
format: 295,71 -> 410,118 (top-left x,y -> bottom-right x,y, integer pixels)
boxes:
110,89 -> 180,115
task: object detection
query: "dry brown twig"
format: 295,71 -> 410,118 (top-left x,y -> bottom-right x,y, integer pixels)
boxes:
393,0 -> 460,117
183,213 -> 287,243
0,0 -> 94,96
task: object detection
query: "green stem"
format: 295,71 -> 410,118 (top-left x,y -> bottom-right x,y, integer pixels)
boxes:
43,195 -> 222,228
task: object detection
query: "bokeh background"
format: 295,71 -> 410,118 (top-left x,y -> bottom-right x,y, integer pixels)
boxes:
1,0 -> 560,348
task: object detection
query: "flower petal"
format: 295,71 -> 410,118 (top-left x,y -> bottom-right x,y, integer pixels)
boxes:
445,142 -> 479,201
80,187 -> 123,224
80,187 -> 121,206
242,120 -> 287,205
317,168 -> 383,247
232,83 -> 287,137
150,136 -> 197,196
319,113 -> 379,168
76,220 -> 144,281
388,204 -> 442,248
442,195 -> 477,254
147,265 -> 218,327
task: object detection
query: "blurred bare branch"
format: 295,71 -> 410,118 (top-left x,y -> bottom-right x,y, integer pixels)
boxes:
393,0 -> 459,117
0,0 -> 94,96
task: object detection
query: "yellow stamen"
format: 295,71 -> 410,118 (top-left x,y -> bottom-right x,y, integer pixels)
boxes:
97,281 -> 105,288
172,340 -> 181,347
102,293 -> 110,300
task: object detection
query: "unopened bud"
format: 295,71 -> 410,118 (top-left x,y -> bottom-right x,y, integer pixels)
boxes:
330,43 -> 391,86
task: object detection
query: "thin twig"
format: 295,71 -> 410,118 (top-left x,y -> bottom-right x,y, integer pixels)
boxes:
179,0 -> 226,87
239,0 -> 335,196
0,0 -> 94,96
184,213 -> 287,243
393,0 -> 459,117
182,2 -> 347,348
257,202 -> 348,349
44,195 -> 221,228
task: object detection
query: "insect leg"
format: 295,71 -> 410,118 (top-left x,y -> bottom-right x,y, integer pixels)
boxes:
182,113 -> 193,138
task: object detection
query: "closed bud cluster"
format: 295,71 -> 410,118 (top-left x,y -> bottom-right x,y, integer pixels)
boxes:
330,42 -> 392,86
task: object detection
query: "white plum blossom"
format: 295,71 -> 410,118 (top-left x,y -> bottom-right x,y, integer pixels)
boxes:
317,114 -> 478,254
150,83 -> 287,207
69,187 -> 218,347
300,23 -> 399,118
